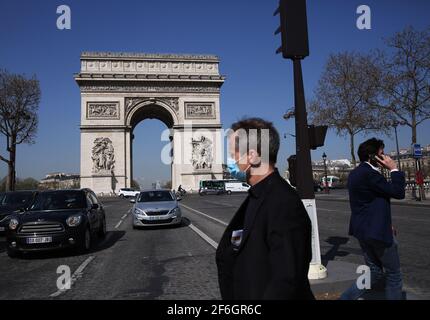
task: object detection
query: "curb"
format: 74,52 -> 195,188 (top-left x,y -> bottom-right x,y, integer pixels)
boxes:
315,196 -> 430,208
310,261 -> 357,296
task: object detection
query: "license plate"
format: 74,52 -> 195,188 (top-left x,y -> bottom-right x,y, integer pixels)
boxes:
0,227 -> 5,232
145,216 -> 165,221
27,237 -> 52,244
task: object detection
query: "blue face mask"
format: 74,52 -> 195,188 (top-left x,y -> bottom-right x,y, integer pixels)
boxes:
226,157 -> 247,182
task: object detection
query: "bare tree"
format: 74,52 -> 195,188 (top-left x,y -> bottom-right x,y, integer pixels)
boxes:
0,69 -> 40,191
375,26 -> 430,144
162,180 -> 172,190
309,52 -> 392,167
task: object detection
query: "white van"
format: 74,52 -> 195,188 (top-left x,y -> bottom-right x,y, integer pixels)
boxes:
224,181 -> 250,194
321,176 -> 341,189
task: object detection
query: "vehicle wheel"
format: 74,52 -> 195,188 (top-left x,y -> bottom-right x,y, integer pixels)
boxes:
98,216 -> 106,239
77,227 -> 92,253
7,247 -> 21,259
119,194 -> 124,199
227,190 -> 232,195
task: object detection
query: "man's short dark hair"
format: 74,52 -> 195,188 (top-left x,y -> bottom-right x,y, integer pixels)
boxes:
358,138 -> 385,162
231,117 -> 280,164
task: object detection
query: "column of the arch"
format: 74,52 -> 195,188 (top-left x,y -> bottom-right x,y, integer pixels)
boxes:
171,127 -> 185,191
211,126 -> 224,181
80,129 -> 93,190
125,128 -> 132,188
169,133 -> 175,191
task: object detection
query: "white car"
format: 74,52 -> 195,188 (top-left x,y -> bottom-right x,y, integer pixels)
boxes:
118,188 -> 140,198
224,181 -> 250,194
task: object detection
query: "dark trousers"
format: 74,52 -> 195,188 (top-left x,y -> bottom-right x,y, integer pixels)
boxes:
340,237 -> 403,300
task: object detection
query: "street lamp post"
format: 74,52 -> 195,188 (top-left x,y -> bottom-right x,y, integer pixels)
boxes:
393,122 -> 401,170
322,152 -> 329,194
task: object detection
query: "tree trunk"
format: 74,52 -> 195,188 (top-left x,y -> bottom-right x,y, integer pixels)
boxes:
411,111 -> 417,144
350,132 -> 357,167
6,162 -> 13,191
7,143 -> 16,192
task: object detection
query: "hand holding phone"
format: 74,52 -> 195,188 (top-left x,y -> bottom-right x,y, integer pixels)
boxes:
375,154 -> 397,171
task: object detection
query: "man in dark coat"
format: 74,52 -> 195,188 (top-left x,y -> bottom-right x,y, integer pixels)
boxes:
216,117 -> 315,300
340,138 -> 405,300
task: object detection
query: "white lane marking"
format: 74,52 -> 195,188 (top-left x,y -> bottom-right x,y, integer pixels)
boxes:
202,199 -> 236,208
115,210 -> 131,229
188,223 -> 218,249
180,203 -> 228,226
49,256 -> 95,298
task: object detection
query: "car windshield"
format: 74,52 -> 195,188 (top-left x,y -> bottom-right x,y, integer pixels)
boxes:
29,191 -> 86,211
138,191 -> 173,202
1,192 -> 34,208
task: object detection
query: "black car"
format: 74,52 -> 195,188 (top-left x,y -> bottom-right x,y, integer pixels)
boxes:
0,191 -> 37,235
5,189 -> 106,258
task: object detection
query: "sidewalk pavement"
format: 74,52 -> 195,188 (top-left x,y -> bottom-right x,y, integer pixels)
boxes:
310,260 -> 423,300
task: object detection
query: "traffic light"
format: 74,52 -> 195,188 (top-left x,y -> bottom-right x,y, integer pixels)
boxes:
287,155 -> 297,187
274,0 -> 309,59
308,125 -> 328,150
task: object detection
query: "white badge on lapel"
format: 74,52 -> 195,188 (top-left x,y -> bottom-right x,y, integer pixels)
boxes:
231,229 -> 243,248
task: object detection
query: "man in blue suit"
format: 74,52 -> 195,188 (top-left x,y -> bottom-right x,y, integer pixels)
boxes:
340,138 -> 405,300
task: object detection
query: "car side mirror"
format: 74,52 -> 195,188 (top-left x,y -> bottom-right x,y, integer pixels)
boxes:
130,199 -> 136,203
91,203 -> 99,210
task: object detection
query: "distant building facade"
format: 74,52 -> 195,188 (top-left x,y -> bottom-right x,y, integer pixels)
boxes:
39,173 -> 80,190
312,159 -> 354,182
307,144 -> 430,185
389,144 -> 430,181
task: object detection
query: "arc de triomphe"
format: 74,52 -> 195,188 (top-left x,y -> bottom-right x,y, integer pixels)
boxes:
74,52 -> 225,194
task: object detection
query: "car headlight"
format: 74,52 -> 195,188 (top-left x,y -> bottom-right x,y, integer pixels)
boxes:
170,207 -> 181,215
66,215 -> 82,227
9,218 -> 19,230
134,208 -> 146,218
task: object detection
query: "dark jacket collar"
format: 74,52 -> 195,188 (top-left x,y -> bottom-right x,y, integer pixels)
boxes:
248,168 -> 279,198
236,168 -> 279,252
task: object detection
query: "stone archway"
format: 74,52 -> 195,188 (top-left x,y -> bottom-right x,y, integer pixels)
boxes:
75,52 -> 225,195
126,99 -> 176,190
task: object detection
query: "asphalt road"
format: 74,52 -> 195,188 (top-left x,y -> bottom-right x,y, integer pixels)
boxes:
0,193 -> 429,299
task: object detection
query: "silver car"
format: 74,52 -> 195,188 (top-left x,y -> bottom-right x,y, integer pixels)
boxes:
131,189 -> 182,228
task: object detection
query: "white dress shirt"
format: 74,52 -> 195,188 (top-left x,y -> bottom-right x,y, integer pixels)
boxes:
365,161 -> 399,173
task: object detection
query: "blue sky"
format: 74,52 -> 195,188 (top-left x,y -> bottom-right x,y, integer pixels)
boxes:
0,0 -> 429,188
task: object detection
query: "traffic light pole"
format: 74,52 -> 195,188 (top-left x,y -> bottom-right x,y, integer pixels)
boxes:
293,59 -> 314,199
293,58 -> 327,279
